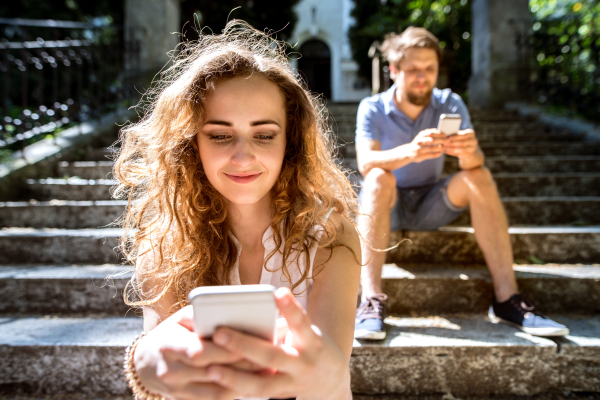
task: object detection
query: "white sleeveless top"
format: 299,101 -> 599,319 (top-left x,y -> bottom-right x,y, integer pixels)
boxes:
227,209 -> 334,310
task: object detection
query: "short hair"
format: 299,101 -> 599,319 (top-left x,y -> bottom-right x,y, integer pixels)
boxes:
380,27 -> 442,67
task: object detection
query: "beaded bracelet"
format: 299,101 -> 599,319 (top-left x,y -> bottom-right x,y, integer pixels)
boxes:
123,332 -> 166,400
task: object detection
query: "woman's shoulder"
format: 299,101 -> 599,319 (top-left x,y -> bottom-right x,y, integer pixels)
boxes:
315,211 -> 360,261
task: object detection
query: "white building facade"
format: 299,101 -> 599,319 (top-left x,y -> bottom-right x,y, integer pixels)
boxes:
290,0 -> 371,102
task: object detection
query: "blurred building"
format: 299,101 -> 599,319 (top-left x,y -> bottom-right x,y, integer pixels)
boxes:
290,0 -> 371,102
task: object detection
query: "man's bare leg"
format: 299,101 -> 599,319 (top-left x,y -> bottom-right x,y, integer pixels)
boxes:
358,168 -> 397,302
446,166 -> 518,302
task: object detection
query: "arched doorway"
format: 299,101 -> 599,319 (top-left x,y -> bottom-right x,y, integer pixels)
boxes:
298,39 -> 331,99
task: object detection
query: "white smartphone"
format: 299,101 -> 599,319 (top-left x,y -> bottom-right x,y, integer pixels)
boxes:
438,114 -> 462,137
188,284 -> 278,343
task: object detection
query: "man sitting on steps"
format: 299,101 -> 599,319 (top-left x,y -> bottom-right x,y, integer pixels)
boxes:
354,27 -> 568,340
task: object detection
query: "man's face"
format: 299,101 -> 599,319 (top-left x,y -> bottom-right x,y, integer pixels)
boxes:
392,47 -> 439,106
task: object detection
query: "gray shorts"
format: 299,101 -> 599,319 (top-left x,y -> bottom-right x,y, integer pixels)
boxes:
360,174 -> 468,231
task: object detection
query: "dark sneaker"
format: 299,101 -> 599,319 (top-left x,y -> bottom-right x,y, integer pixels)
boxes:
355,294 -> 388,340
489,294 -> 569,337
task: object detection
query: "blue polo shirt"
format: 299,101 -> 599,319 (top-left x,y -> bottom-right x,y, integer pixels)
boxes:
355,85 -> 473,188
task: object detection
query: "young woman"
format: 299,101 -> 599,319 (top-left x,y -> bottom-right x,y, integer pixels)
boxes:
113,21 -> 361,400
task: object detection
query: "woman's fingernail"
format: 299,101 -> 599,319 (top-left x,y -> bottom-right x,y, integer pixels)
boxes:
208,367 -> 222,381
280,294 -> 291,306
214,330 -> 230,345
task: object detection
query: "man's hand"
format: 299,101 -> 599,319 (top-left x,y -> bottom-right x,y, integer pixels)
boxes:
406,128 -> 447,163
444,129 -> 478,158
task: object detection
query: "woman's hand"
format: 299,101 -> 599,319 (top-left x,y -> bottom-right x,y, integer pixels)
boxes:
206,287 -> 351,399
134,305 -> 248,400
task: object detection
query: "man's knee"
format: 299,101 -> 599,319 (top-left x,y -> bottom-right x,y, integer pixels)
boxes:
362,168 -> 396,207
460,166 -> 496,190
363,168 -> 396,193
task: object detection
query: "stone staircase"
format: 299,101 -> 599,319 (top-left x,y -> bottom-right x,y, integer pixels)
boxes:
1,105 -> 599,398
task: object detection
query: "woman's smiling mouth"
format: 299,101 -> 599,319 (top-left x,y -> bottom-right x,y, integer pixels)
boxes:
224,172 -> 262,184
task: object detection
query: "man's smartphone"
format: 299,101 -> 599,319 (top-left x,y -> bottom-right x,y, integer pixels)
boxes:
188,284 -> 277,343
438,114 -> 462,137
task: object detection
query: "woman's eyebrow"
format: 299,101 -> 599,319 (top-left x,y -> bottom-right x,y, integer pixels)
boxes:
203,119 -> 281,127
251,119 -> 281,127
203,120 -> 232,126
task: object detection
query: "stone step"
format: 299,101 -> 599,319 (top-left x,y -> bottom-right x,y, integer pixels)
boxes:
335,131 -> 582,143
4,196 -> 599,229
0,316 -> 141,395
2,227 -> 599,265
493,173 -> 600,197
480,142 -> 596,157
351,314 -> 600,396
25,178 -> 116,201
0,228 -> 122,264
1,315 -> 598,396
473,121 -> 544,129
57,161 -> 113,179
381,264 -> 600,315
340,142 -> 597,158
444,156 -> 600,174
0,265 -> 130,315
451,196 -> 600,226
1,264 -> 597,316
386,226 -> 600,265
330,120 -> 546,133
83,148 -> 117,161
337,166 -> 600,197
0,200 -> 126,228
470,110 -> 535,119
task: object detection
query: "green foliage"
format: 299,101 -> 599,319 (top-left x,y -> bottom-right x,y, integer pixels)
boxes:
529,0 -> 600,121
349,0 -> 472,94
180,0 -> 300,42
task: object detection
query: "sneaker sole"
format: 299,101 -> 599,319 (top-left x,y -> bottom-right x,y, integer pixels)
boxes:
354,329 -> 386,340
488,311 -> 570,337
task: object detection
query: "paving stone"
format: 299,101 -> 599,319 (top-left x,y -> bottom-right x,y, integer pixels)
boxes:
0,200 -> 126,228
451,197 -> 600,226
25,178 -> 116,201
381,264 -> 600,315
57,161 -> 114,180
0,228 -> 123,264
351,315 -> 600,396
0,265 -> 131,315
386,227 -> 600,265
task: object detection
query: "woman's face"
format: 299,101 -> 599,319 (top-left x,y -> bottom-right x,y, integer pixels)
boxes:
197,75 -> 287,206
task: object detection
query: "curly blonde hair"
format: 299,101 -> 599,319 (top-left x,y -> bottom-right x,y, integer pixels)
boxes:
113,21 -> 358,309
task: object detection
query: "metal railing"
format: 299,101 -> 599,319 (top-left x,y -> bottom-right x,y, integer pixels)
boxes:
514,14 -> 599,121
0,18 -> 140,151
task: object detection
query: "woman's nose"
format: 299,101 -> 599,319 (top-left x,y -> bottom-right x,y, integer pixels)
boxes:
231,137 -> 256,167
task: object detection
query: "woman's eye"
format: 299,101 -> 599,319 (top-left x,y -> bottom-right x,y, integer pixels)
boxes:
255,134 -> 275,141
210,134 -> 231,142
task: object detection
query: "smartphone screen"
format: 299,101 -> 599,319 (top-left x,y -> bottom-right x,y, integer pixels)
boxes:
188,284 -> 278,342
438,114 -> 462,136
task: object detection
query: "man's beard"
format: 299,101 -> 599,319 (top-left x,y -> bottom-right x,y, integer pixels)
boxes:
405,87 -> 434,106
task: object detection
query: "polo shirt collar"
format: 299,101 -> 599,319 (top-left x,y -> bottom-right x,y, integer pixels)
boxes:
382,84 -> 397,115
383,84 -> 439,115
